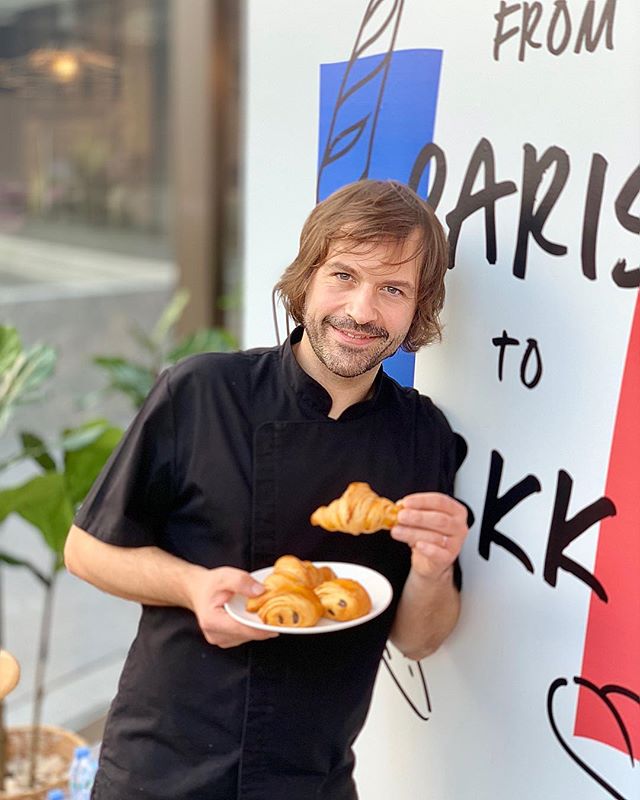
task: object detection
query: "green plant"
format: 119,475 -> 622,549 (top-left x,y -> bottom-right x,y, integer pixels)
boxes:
92,288 -> 238,409
0,291 -> 238,789
0,325 -> 123,791
0,420 -> 122,789
0,325 -> 55,790
0,327 -> 55,439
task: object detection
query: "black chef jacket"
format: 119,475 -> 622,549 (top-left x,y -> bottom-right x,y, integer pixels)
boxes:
75,326 -> 458,800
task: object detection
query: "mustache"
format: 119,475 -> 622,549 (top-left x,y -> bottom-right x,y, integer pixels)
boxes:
323,316 -> 389,340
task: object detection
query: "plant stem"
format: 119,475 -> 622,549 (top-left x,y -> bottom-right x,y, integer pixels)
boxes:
28,566 -> 57,788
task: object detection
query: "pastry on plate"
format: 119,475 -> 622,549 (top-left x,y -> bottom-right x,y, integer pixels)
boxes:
315,578 -> 372,622
272,555 -> 336,588
256,584 -> 324,627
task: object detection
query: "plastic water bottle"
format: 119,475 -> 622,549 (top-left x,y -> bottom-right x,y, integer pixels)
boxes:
46,790 -> 66,800
68,746 -> 97,800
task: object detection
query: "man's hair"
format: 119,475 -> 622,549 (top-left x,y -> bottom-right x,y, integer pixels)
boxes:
274,179 -> 449,352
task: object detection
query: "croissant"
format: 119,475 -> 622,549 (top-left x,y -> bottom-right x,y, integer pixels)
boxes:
302,561 -> 337,587
245,574 -> 301,613
317,564 -> 337,582
271,555 -> 336,588
257,585 -> 324,627
271,555 -> 312,586
264,572 -> 301,592
315,578 -> 372,621
310,482 -> 399,535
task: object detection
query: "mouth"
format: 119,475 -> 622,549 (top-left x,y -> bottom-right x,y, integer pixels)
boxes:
331,325 -> 382,347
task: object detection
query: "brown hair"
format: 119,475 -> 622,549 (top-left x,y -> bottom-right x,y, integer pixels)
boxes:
274,179 -> 449,351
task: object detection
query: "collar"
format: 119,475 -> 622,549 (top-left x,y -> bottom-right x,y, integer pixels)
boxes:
281,326 -> 386,420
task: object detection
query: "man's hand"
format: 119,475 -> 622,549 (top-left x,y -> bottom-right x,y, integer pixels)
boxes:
389,493 -> 468,659
187,567 -> 279,648
391,492 -> 468,580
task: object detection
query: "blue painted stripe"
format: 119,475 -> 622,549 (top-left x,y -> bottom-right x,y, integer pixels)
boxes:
317,49 -> 443,388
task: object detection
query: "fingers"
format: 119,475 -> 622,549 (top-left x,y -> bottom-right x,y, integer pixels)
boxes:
211,566 -> 266,599
397,492 -> 467,519
410,541 -> 456,581
200,608 -> 279,648
392,515 -> 465,548
396,509 -> 455,534
392,526 -> 455,552
191,567 -> 279,648
390,493 -> 468,572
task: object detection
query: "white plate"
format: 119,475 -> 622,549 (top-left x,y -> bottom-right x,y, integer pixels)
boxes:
224,562 -> 393,634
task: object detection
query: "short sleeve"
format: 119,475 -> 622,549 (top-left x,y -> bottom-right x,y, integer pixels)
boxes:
74,369 -> 175,547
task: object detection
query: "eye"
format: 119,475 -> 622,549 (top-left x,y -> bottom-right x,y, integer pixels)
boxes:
334,272 -> 353,282
383,285 -> 404,297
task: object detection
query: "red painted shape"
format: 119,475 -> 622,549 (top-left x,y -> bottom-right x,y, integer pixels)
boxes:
574,290 -> 640,757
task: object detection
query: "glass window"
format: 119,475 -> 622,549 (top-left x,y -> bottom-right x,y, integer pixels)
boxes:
0,0 -> 174,298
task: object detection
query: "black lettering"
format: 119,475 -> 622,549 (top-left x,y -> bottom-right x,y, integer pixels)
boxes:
581,153 -> 608,281
543,470 -> 616,600
492,330 -> 520,380
612,164 -> 640,288
446,138 -> 517,268
611,259 -> 639,288
520,2 -> 543,61
409,142 -> 447,211
547,0 -> 572,55
614,164 -> 640,234
514,144 -> 569,279
479,450 -> 540,572
520,338 -> 543,388
493,1 -> 522,61
574,0 -> 616,54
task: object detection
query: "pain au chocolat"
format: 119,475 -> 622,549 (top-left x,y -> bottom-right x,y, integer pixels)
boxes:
244,555 -> 371,628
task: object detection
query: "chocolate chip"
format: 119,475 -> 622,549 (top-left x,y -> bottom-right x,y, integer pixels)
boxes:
292,612 -> 299,624
277,614 -> 283,624
338,599 -> 347,607
328,609 -> 335,616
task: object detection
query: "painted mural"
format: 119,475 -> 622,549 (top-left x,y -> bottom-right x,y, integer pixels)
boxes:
244,1 -> 639,797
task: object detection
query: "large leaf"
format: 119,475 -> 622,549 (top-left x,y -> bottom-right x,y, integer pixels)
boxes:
92,357 -> 155,409
0,340 -> 56,435
20,431 -> 57,472
12,344 -> 56,402
151,288 -> 189,347
168,328 -> 238,363
63,420 -> 123,506
0,473 -> 74,557
62,420 -> 110,451
0,326 -> 21,374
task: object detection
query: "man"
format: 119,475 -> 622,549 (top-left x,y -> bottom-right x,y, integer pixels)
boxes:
65,179 -> 469,799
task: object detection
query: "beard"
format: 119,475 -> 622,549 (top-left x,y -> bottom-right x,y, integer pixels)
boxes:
302,313 -> 406,378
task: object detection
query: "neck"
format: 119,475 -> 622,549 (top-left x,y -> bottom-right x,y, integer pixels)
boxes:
293,330 -> 379,419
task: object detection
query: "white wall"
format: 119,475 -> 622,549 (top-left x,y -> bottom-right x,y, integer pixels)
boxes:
243,2 -> 640,798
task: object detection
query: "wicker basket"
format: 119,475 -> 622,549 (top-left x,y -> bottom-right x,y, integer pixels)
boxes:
0,725 -> 87,800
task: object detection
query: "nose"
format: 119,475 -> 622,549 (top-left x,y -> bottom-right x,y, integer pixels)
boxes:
344,285 -> 378,325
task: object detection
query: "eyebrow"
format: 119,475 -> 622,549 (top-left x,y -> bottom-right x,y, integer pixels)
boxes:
325,261 -> 416,291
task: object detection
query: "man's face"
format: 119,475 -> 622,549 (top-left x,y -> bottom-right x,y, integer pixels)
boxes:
302,232 -> 421,378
